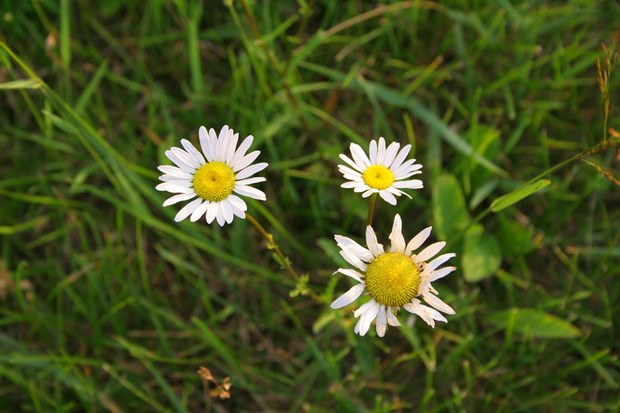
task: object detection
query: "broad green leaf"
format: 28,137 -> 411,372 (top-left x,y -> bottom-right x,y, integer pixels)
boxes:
463,224 -> 502,282
489,308 -> 580,339
491,179 -> 551,212
498,216 -> 535,256
432,174 -> 470,241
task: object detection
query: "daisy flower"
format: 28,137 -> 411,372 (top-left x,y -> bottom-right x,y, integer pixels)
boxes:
338,137 -> 423,205
331,214 -> 456,337
156,125 -> 268,226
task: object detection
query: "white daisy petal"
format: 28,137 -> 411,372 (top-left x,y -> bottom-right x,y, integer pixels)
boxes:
165,150 -> 195,173
354,300 -> 376,318
224,132 -> 239,164
392,158 -> 417,174
159,174 -> 191,182
390,144 -> 411,170
235,162 -> 268,180
341,181 -> 365,189
233,151 -> 261,172
215,125 -> 229,161
415,242 -> 446,262
235,177 -> 266,186
199,126 -> 213,161
174,198 -> 203,222
157,165 -> 193,179
330,284 -> 366,309
339,249 -> 367,272
394,169 -> 423,180
389,214 -> 406,253
341,173 -> 364,181
422,292 -> 456,315
206,202 -> 218,224
429,266 -> 457,282
231,206 -> 245,219
221,199 -> 234,224
365,226 -> 384,257
369,139 -> 378,164
205,128 -> 218,161
354,319 -> 361,335
392,180 -> 423,189
358,300 -> 380,336
231,135 -> 254,165
376,305 -> 387,337
386,307 -> 400,326
405,226 -> 432,255
385,186 -> 410,199
227,194 -> 247,212
156,182 -> 194,194
338,164 -> 363,177
334,268 -> 365,283
171,147 -> 201,169
335,235 -> 373,262
163,193 -> 196,207
376,137 -> 386,164
233,184 -> 267,201
190,200 -> 210,222
426,253 -> 456,272
379,190 -> 397,205
350,143 -> 371,168
382,142 -> 400,167
403,301 -> 435,327
215,202 -> 225,226
339,154 -> 365,172
423,305 -> 448,323
181,139 -> 206,165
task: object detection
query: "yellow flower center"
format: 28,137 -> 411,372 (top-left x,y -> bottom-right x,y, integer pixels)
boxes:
365,252 -> 420,307
193,162 -> 236,201
362,165 -> 395,190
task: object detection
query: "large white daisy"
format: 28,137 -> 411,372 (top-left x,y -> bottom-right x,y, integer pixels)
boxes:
156,125 -> 268,226
338,137 -> 423,205
331,214 -> 456,337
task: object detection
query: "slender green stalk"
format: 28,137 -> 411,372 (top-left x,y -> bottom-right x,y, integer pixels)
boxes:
245,212 -> 321,302
367,193 -> 378,227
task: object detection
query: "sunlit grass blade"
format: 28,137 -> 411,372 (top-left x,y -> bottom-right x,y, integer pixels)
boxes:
491,179 -> 551,212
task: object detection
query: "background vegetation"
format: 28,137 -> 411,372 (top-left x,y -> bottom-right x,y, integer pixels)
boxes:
1,0 -> 619,411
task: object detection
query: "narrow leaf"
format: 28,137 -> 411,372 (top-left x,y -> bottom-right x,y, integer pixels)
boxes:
0,79 -> 43,90
491,179 -> 551,212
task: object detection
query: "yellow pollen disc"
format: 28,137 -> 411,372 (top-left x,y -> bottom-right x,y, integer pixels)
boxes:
365,252 -> 420,307
192,162 -> 235,201
362,165 -> 395,190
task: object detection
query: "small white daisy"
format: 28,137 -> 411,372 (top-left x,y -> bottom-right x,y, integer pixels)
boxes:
156,125 -> 268,226
331,214 -> 456,337
338,137 -> 423,205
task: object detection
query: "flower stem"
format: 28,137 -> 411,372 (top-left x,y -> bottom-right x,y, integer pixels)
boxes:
245,212 -> 321,302
367,193 -> 378,227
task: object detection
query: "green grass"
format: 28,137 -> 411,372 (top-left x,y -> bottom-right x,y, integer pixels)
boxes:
1,0 -> 619,411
